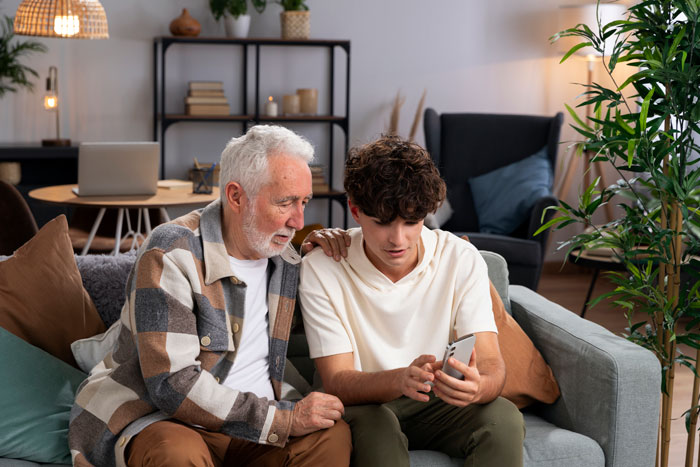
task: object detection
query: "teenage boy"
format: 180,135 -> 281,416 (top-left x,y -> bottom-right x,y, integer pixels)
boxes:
298,135 -> 525,467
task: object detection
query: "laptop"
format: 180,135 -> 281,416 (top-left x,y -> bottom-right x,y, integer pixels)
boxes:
74,142 -> 160,196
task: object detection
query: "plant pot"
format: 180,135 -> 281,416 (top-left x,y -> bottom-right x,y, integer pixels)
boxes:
280,11 -> 310,40
224,14 -> 251,38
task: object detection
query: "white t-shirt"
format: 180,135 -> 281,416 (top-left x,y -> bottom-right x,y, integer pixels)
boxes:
223,256 -> 275,400
299,227 -> 496,373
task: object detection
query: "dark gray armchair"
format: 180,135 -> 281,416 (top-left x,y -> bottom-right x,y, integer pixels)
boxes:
423,109 -> 564,290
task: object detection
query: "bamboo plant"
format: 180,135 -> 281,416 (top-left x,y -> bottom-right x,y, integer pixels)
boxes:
544,1 -> 700,466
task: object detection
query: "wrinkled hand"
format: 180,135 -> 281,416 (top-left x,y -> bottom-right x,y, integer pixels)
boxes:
395,355 -> 439,402
300,228 -> 351,261
290,391 -> 345,437
432,348 -> 480,407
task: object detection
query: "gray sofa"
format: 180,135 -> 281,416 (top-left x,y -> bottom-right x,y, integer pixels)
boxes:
0,251 -> 660,467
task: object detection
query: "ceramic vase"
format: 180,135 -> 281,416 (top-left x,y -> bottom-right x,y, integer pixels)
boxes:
169,8 -> 201,37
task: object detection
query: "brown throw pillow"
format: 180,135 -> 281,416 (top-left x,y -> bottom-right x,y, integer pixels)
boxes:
490,282 -> 560,408
0,215 -> 106,368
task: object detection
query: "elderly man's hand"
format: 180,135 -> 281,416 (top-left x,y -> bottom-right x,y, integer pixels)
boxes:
300,228 -> 351,261
290,391 -> 345,436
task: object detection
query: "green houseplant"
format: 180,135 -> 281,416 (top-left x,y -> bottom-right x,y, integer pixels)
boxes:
0,14 -> 46,98
209,0 -> 266,38
275,0 -> 308,10
546,1 -> 700,466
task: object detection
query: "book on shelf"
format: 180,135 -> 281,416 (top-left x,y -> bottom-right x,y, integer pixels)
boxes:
188,81 -> 224,91
185,96 -> 229,105
158,179 -> 193,190
188,89 -> 225,97
186,104 -> 231,116
312,183 -> 331,193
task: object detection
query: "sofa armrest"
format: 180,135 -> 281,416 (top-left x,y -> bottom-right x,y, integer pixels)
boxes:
509,285 -> 660,467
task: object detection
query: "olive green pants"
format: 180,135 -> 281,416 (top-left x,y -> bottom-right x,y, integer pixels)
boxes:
344,394 -> 524,467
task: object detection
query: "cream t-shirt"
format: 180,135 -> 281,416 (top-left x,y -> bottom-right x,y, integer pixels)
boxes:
299,227 -> 496,373
223,256 -> 275,400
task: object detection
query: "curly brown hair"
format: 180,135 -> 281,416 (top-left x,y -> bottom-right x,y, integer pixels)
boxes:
344,135 -> 446,223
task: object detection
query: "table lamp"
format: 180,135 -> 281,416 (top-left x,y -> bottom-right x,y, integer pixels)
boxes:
13,0 -> 108,145
41,65 -> 70,146
554,2 -> 626,222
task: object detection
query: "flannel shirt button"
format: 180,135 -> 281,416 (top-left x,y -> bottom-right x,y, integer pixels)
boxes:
215,376 -> 220,383
268,433 -> 279,443
201,336 -> 211,346
233,323 -> 240,333
119,437 -> 126,447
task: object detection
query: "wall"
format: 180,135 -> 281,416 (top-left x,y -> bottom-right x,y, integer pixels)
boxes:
0,0 -> 630,262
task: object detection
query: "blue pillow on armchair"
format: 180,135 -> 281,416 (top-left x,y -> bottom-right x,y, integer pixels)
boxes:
468,146 -> 553,235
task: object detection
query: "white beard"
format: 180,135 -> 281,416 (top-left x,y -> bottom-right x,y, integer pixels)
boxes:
241,204 -> 296,258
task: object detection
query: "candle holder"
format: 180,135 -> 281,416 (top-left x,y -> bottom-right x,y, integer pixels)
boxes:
297,88 -> 318,115
282,94 -> 300,115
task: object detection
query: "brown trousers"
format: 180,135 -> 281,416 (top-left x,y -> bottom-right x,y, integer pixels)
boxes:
126,419 -> 351,467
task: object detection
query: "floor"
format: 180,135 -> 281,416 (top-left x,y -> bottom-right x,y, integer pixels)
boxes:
537,267 -> 697,466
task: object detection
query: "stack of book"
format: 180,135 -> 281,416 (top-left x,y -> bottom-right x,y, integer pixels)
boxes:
186,81 -> 230,116
310,165 -> 330,193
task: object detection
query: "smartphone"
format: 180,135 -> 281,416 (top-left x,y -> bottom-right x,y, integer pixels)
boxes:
440,333 -> 476,380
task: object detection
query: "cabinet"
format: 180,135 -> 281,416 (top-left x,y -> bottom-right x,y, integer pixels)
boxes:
153,36 -> 351,228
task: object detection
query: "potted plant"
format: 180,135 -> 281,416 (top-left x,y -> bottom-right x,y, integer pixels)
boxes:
545,1 -> 700,466
209,0 -> 266,38
275,0 -> 310,40
0,11 -> 45,185
0,14 -> 45,98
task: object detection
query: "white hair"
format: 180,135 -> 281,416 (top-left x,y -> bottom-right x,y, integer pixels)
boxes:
219,125 -> 314,201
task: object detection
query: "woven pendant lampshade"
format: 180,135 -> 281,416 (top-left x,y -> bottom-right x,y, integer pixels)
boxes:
14,0 -> 108,39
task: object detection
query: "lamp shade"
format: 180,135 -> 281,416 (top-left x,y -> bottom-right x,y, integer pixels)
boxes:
14,0 -> 108,39
557,3 -> 626,58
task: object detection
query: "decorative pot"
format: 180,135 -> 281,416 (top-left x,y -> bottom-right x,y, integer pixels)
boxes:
223,14 -> 251,38
280,11 -> 310,40
169,8 -> 201,37
0,162 -> 21,185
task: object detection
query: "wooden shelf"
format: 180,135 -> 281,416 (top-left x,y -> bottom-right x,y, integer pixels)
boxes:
154,37 -> 351,227
163,114 -> 346,123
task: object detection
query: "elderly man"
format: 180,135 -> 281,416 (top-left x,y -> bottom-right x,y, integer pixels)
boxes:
69,125 -> 351,467
299,136 -> 525,467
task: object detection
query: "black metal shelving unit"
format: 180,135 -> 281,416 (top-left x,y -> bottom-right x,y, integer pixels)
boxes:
153,36 -> 351,228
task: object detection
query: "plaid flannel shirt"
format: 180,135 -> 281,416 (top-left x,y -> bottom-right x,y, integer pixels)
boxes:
69,200 -> 301,466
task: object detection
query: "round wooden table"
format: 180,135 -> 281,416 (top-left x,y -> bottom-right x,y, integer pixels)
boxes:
29,184 -> 219,255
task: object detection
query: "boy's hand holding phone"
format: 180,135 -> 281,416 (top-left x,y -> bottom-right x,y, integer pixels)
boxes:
432,347 -> 482,407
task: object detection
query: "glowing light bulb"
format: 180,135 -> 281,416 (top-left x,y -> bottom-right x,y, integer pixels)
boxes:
44,94 -> 58,110
54,15 -> 80,37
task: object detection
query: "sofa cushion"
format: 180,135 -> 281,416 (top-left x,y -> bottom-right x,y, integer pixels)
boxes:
522,413 -> 604,466
0,326 -> 86,464
75,252 -> 136,327
0,215 -> 106,368
406,414 -> 603,467
491,282 -> 560,408
470,246 -> 558,408
468,146 -> 553,235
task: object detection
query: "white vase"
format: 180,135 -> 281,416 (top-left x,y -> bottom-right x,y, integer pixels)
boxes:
223,14 -> 251,38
